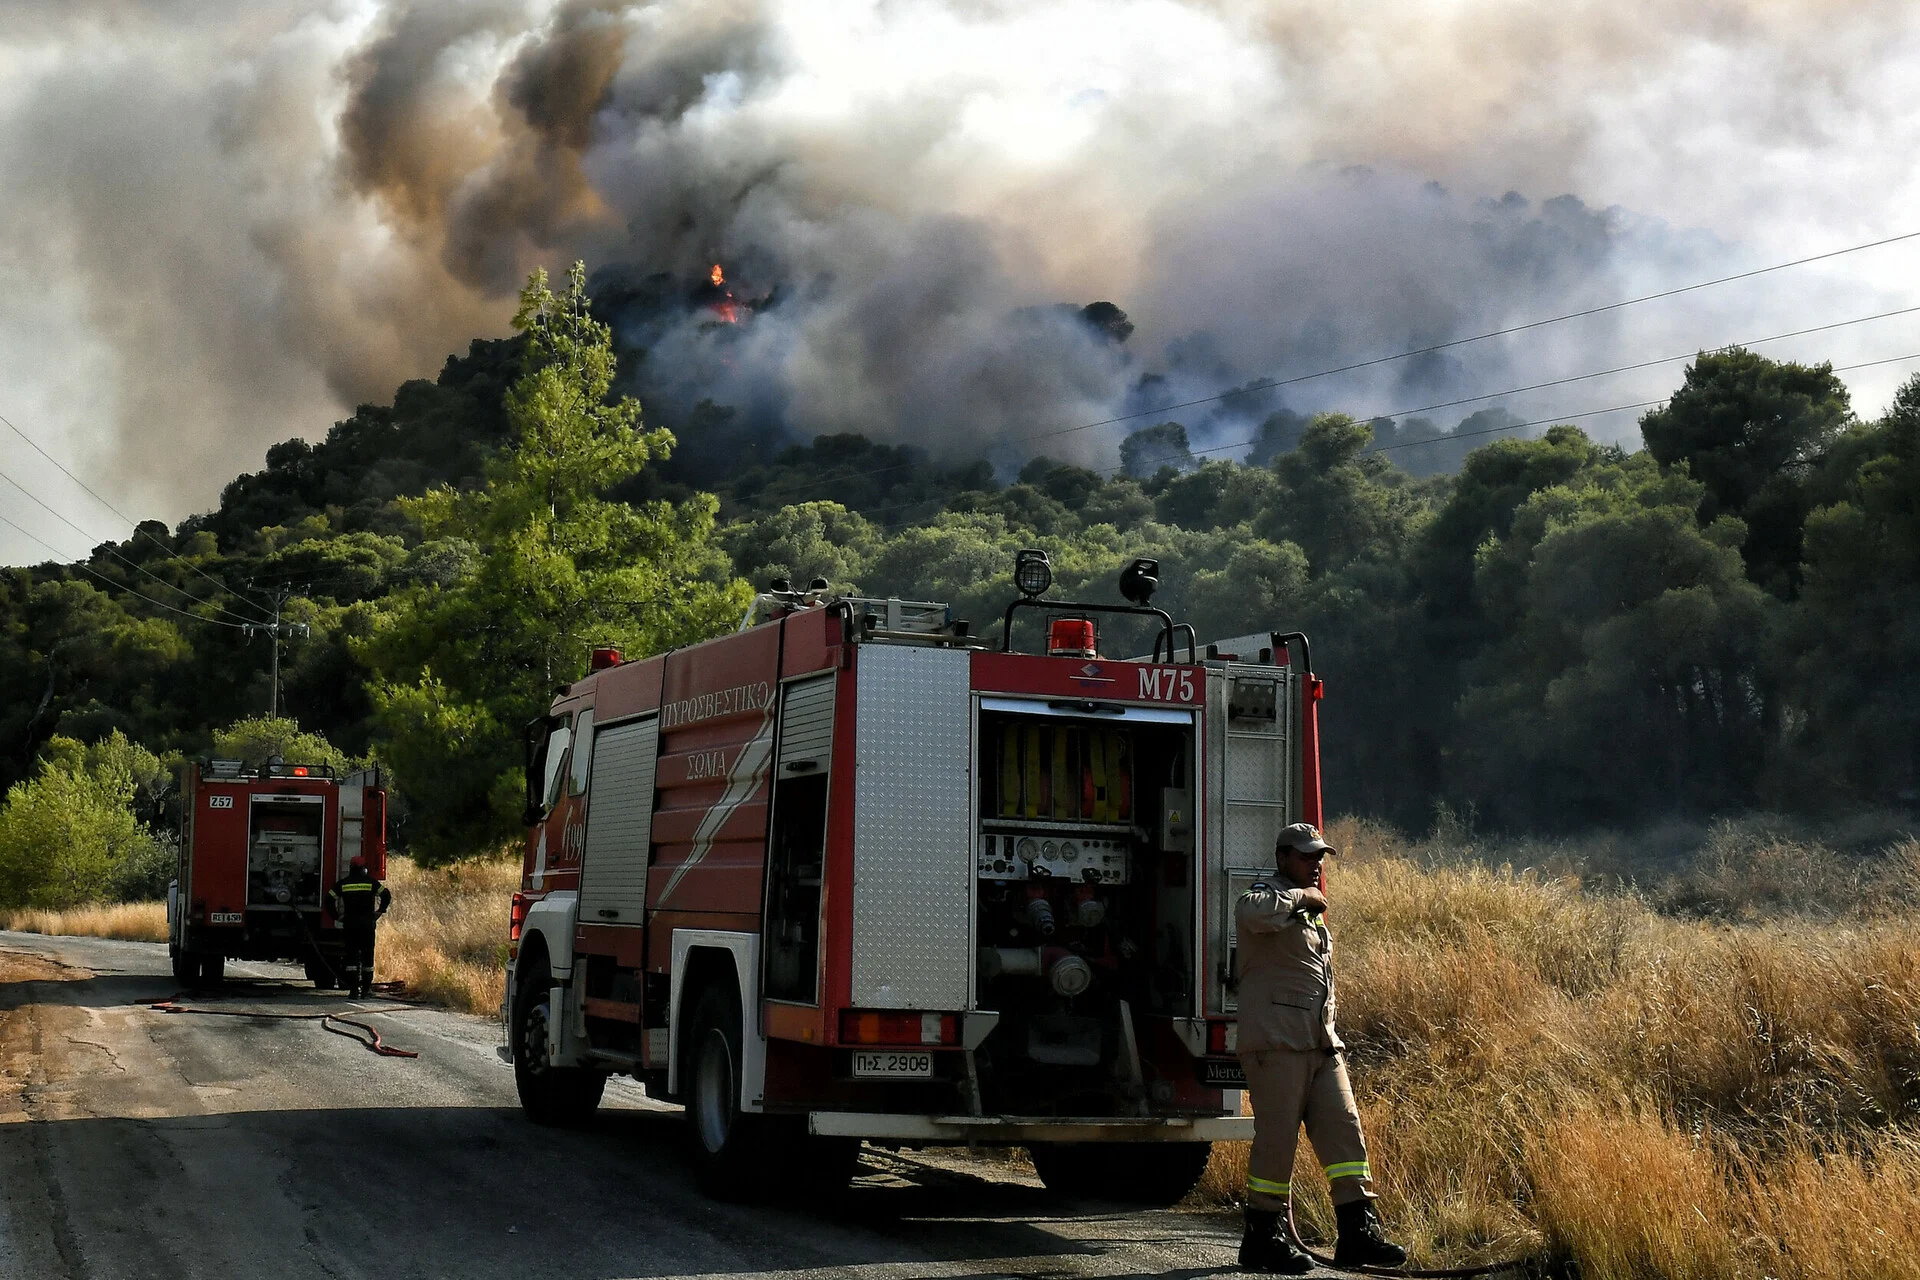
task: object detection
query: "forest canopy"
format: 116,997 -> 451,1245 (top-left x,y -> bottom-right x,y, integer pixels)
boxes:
2,263 -> 1915,890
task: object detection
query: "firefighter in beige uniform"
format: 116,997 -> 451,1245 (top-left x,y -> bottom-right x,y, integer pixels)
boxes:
1235,823 -> 1406,1274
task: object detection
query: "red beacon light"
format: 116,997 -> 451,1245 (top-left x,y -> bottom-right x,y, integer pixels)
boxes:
1048,618 -> 1097,658
291,767 -> 309,777
590,646 -> 623,672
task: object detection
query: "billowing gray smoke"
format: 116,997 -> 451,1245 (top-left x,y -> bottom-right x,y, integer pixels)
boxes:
2,0 -> 1917,533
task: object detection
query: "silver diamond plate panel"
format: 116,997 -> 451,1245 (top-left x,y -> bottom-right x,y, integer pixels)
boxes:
851,645 -> 974,1010
1226,803 -> 1286,868
1226,735 -> 1284,803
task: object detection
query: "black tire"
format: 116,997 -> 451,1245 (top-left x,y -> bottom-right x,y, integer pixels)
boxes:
512,959 -> 606,1125
1029,1140 -> 1213,1205
198,953 -> 225,986
304,956 -> 342,989
682,980 -> 771,1199
170,944 -> 197,988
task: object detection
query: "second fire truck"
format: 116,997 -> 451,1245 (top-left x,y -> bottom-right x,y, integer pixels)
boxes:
505,551 -> 1322,1201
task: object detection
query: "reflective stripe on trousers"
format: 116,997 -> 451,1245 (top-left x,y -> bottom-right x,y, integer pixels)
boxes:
1238,1047 -> 1376,1209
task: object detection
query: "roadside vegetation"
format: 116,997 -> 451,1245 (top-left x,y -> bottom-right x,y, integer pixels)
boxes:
0,855 -> 516,1016
1192,815 -> 1920,1280
5,815 -> 1917,1277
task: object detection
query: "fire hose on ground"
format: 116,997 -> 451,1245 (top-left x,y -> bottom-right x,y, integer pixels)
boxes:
149,993 -> 421,1058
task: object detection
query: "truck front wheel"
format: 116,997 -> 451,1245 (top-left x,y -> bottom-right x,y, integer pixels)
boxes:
512,960 -> 606,1125
1029,1140 -> 1213,1205
169,945 -> 196,988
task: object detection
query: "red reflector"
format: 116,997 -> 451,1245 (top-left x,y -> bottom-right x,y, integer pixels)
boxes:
838,1009 -> 958,1046
1048,618 -> 1096,657
1208,1020 -> 1233,1054
292,766 -> 309,777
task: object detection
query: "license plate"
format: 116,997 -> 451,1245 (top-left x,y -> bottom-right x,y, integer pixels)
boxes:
852,1050 -> 933,1079
1201,1059 -> 1247,1086
208,912 -> 244,925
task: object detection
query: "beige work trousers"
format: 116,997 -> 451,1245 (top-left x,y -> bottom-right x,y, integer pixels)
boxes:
1238,1047 -> 1375,1211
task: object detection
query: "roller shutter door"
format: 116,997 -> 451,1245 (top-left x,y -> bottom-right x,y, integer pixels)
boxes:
579,717 -> 659,924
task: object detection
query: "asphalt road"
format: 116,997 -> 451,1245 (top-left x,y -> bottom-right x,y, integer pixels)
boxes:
0,931 -> 1272,1280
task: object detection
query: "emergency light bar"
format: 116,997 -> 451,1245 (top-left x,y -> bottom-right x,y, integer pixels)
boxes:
265,762 -> 335,778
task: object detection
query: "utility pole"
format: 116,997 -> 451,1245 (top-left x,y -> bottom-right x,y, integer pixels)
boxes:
244,586 -> 310,720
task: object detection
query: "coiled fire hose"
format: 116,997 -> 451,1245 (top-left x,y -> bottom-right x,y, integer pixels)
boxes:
150,995 -> 420,1059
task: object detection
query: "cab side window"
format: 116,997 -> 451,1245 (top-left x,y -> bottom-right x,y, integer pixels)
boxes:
568,708 -> 594,796
541,716 -> 573,811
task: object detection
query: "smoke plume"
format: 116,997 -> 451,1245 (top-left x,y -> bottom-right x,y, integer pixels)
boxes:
3,0 -> 1918,544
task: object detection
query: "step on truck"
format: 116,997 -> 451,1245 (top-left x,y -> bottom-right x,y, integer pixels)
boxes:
505,550 -> 1323,1202
168,759 -> 388,989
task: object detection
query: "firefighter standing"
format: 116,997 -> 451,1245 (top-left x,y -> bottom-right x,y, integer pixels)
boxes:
1235,823 -> 1406,1274
327,856 -> 391,998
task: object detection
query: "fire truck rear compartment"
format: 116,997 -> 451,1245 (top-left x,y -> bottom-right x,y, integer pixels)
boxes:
972,706 -> 1197,1114
247,796 -> 325,911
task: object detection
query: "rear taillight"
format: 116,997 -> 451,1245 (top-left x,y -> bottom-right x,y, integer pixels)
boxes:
1207,1020 -> 1237,1054
839,1010 -> 959,1046
509,891 -> 529,943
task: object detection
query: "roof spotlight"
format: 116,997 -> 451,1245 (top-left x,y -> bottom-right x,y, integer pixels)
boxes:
1014,548 -> 1053,598
1119,556 -> 1160,605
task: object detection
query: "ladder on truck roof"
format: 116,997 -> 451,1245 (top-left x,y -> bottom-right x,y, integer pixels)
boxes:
739,591 -> 970,646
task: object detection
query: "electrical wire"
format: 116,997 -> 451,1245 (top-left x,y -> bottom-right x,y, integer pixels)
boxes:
0,407 -> 277,614
0,510 -> 252,628
0,466 -> 269,625
1028,227 -> 1920,445
722,297 -> 1920,504
821,348 -> 1920,524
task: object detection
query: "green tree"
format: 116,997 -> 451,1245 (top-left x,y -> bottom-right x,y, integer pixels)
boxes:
1120,422 -> 1194,478
0,732 -> 167,908
1256,414 -> 1430,577
211,716 -> 353,773
1638,348 -> 1852,595
1459,454 -> 1778,825
360,262 -> 748,860
1786,373 -> 1920,803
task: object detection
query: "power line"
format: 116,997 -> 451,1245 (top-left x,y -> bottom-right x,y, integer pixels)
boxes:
1025,228 -> 1920,446
756,315 -> 1920,515
0,407 -> 276,614
0,466 -> 268,625
1374,304 -> 1920,426
731,284 -> 1920,505
0,510 -> 252,629
826,348 -> 1920,523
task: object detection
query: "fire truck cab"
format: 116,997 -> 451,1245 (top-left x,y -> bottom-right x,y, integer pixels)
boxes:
505,553 -> 1321,1202
168,759 -> 387,989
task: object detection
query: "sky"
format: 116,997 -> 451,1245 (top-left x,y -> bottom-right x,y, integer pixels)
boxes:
4,0 -> 1920,566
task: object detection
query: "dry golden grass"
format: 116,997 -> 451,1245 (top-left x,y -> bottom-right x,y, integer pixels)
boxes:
1197,816 -> 1920,1279
1,900 -> 168,942
376,853 -> 519,1017
0,859 -> 517,1017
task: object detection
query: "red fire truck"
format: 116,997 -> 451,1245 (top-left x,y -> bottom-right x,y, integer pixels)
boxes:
168,759 -> 388,989
505,551 -> 1322,1202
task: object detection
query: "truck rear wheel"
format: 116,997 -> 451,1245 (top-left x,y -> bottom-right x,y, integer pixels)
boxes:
304,956 -> 342,990
198,953 -> 225,986
683,981 -> 771,1199
1029,1140 -> 1213,1205
512,959 -> 606,1125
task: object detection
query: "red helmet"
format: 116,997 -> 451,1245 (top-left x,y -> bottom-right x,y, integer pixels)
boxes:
350,855 -> 368,871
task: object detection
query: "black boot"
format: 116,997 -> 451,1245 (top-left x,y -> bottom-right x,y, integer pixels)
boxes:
1334,1199 -> 1407,1268
1239,1207 -> 1313,1275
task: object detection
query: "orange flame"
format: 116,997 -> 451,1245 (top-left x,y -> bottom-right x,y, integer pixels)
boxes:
710,263 -> 725,286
